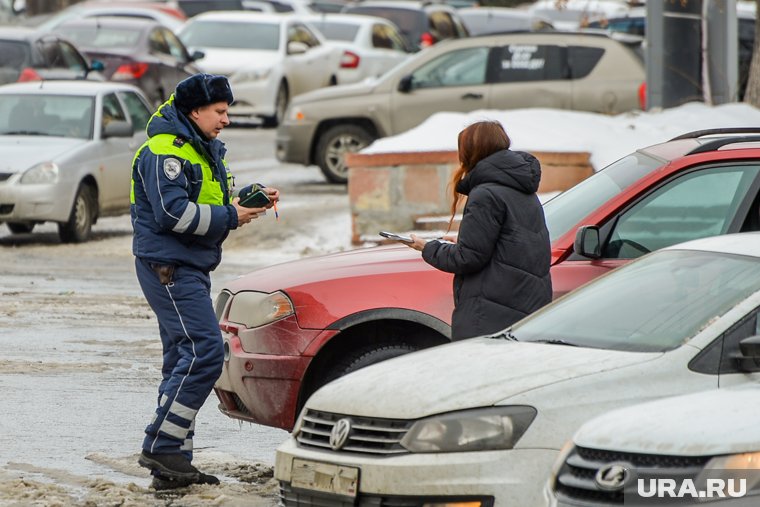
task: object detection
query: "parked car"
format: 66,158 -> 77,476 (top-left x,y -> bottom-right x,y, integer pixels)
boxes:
276,31 -> 645,183
304,13 -> 411,84
273,232 -> 760,506
529,0 -> 630,31
53,16 -> 202,107
215,128 -> 760,431
342,0 -> 469,50
0,81 -> 152,242
0,27 -> 104,85
178,11 -> 342,126
33,1 -> 187,34
546,385 -> 760,505
458,6 -> 554,35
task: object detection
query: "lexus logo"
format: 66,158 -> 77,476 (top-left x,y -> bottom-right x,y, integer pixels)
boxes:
595,463 -> 631,491
329,418 -> 352,451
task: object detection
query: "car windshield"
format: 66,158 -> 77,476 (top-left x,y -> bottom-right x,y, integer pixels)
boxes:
509,249 -> 760,352
0,94 -> 95,139
55,25 -> 142,50
179,20 -> 280,50
311,20 -> 360,41
543,151 -> 662,243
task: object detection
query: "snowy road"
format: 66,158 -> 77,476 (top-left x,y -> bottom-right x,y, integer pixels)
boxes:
0,127 -> 352,506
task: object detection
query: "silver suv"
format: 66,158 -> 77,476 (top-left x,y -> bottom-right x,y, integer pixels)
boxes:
276,31 -> 645,183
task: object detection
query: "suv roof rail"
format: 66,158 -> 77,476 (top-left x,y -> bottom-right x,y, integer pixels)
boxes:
670,127 -> 760,141
686,135 -> 760,155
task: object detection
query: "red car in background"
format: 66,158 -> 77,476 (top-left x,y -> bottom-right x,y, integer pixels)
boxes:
214,128 -> 760,430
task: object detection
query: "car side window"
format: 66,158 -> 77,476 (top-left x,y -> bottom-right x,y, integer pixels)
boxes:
58,41 -> 87,71
490,44 -> 566,83
163,29 -> 189,60
148,28 -> 171,56
568,45 -> 604,79
39,40 -> 65,68
372,23 -> 406,51
604,165 -> 760,259
410,46 -> 488,89
715,307 -> 760,374
101,93 -> 127,129
119,91 -> 152,131
429,11 -> 455,39
288,24 -> 320,48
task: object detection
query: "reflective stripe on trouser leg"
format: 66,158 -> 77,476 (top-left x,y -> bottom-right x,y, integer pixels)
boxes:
135,258 -> 224,456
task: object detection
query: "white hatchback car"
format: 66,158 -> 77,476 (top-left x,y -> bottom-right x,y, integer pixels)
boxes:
0,81 -> 151,242
546,386 -> 760,505
275,233 -> 760,506
178,11 -> 342,126
304,14 -> 412,84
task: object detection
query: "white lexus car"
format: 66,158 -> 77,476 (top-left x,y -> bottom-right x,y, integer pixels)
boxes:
275,233 -> 760,506
178,11 -> 342,126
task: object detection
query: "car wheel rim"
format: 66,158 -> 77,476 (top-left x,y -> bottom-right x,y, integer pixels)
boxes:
74,195 -> 88,235
326,134 -> 367,178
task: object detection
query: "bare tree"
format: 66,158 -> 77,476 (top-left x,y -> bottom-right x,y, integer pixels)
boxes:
743,0 -> 760,105
25,0 -> 82,16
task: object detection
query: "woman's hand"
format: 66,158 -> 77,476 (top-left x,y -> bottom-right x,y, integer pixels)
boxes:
407,233 -> 427,252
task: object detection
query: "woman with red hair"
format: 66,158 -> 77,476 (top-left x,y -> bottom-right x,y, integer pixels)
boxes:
407,120 -> 552,340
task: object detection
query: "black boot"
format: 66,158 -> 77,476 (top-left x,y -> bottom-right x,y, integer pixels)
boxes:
150,471 -> 220,490
139,450 -> 199,480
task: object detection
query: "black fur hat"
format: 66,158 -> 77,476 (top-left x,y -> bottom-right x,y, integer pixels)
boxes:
174,73 -> 234,114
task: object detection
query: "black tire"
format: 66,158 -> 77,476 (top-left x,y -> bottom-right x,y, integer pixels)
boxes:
323,343 -> 419,386
263,82 -> 289,128
7,222 -> 34,234
58,183 -> 96,243
315,124 -> 374,184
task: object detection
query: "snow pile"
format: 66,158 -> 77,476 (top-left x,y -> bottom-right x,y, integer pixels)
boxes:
362,102 -> 760,169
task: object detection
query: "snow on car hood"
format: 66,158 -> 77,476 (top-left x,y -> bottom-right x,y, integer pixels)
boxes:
192,48 -> 279,76
224,244 -> 429,293
573,386 -> 760,456
305,338 -> 655,419
0,137 -> 87,173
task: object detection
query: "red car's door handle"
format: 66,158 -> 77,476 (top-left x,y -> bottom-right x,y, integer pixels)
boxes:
461,92 -> 483,100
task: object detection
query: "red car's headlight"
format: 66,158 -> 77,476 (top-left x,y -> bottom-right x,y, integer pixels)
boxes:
226,290 -> 294,329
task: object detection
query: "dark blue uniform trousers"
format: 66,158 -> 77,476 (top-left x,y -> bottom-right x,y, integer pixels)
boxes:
135,257 -> 224,461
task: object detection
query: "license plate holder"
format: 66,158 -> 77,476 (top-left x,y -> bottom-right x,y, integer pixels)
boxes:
291,458 -> 359,498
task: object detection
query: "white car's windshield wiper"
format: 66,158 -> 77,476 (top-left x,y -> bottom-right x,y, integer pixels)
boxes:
3,130 -> 53,136
532,339 -> 578,347
489,329 -> 519,341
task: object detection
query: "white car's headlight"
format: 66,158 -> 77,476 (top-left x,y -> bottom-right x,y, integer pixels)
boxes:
400,406 -> 536,453
696,452 -> 760,492
226,290 -> 294,328
230,68 -> 272,83
20,162 -> 58,184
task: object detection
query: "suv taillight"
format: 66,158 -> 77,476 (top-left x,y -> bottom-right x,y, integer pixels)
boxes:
340,50 -> 360,69
420,32 -> 435,48
17,67 -> 42,82
112,62 -> 149,80
638,81 -> 647,110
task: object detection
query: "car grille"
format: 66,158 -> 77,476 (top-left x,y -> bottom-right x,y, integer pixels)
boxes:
215,290 -> 232,321
279,482 -> 493,507
554,446 -> 711,505
296,409 -> 413,455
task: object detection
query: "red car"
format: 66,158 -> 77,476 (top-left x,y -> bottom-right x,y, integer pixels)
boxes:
214,128 -> 760,430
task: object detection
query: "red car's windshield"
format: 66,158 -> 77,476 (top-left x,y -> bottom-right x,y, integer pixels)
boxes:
543,151 -> 663,243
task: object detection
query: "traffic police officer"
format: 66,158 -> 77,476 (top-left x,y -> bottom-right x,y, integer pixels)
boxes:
130,73 -> 279,489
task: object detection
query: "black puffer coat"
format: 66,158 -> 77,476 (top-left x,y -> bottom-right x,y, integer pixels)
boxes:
422,149 -> 552,340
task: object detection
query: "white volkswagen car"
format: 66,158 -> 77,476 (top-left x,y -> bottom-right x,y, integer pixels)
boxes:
304,14 -> 412,84
275,233 -> 760,506
0,81 -> 150,242
545,386 -> 760,505
178,11 -> 342,126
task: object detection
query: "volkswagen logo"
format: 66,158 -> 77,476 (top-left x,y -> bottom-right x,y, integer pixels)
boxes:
329,418 -> 352,451
595,463 -> 631,491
